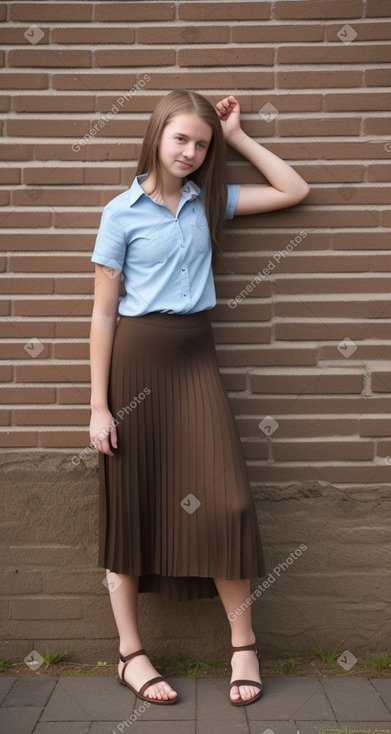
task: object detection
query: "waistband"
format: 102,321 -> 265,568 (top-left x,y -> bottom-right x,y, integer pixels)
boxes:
119,310 -> 211,328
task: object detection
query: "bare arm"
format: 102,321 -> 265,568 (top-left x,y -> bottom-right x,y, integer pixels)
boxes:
215,95 -> 310,215
89,263 -> 121,455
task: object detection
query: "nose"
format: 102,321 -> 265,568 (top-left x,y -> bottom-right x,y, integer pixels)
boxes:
183,144 -> 196,159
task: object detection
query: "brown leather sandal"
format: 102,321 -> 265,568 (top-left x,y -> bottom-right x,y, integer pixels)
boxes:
117,649 -> 178,705
229,642 -> 263,706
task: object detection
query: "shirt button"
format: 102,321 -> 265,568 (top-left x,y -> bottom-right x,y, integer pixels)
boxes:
180,244 -> 185,249
181,267 -> 185,272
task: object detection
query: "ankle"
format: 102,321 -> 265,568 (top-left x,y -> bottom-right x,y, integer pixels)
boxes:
231,631 -> 256,649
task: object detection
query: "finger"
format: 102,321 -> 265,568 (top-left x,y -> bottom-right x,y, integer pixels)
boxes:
110,425 -> 118,449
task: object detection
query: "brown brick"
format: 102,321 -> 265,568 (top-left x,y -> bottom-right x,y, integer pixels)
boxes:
84,167 -> 122,184
216,346 -> 271,367
279,44 -> 391,65
10,255 -> 92,273
9,3 -> 92,21
121,70 -> 274,91
0,387 -> 56,404
274,298 -> 370,319
16,364 -> 90,383
371,371 -> 391,393
0,211 -> 51,229
272,440 -> 374,462
274,275 -> 391,295
52,72 -> 138,91
23,167 -> 84,185
233,23 -> 323,43
213,302 -> 271,322
13,95 -> 95,113
14,298 -> 92,317
95,2 -> 174,21
275,321 -> 389,342
327,21 -> 391,42
0,168 -> 20,185
139,25 -> 230,44
0,73 -> 48,89
279,117 -> 361,137
1,341 -> 50,360
233,253 -> 370,274
179,47 -> 274,67
0,96 -> 10,112
0,321 -> 55,338
365,68 -> 391,86
58,387 -> 91,404
55,321 -> 90,338
14,408 -> 89,426
8,50 -> 91,68
0,143 -> 34,161
0,233 -> 94,253
220,371 -> 247,392
34,142 -> 138,162
376,441 -> 391,458
7,119 -> 92,137
249,464 -> 391,484
365,0 -> 391,17
360,418 -> 391,437
212,323 -> 270,345
249,369 -> 364,394
53,342 -> 89,359
13,188 -> 100,207
325,91 -> 391,111
0,27 -> 49,44
278,69 -> 363,89
55,277 -> 93,295
274,0 -> 362,18
53,211 -> 100,228
366,117 -> 391,138
96,49 -> 175,67
179,2 -> 270,20
368,165 -> 391,182
0,410 -> 10,426
51,27 -> 135,44
0,431 -> 38,447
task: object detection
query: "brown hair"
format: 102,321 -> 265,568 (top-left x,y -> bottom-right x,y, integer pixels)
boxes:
135,90 -> 227,255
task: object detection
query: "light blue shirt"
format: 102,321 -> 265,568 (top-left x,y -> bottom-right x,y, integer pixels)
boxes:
91,174 -> 241,316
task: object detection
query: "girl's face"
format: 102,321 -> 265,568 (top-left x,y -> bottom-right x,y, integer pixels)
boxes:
158,113 -> 213,180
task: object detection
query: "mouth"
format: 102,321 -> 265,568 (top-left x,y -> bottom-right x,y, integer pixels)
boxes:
176,160 -> 193,168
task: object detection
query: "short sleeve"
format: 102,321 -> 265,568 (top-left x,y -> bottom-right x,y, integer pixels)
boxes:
225,184 -> 241,220
91,205 -> 127,271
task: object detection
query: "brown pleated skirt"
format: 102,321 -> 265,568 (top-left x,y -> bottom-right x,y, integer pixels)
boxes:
98,310 -> 265,601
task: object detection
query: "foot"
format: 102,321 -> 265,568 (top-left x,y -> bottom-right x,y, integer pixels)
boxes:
230,644 -> 262,704
118,652 -> 178,703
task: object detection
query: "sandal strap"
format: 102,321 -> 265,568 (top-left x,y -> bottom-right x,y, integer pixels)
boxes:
231,643 -> 257,652
119,648 -> 146,664
230,678 -> 262,690
138,675 -> 165,698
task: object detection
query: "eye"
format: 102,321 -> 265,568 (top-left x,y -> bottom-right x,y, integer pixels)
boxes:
175,136 -> 185,142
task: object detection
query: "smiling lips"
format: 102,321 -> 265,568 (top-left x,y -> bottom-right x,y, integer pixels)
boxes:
176,160 -> 193,167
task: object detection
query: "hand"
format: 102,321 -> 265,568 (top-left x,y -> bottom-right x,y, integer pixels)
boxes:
89,407 -> 118,456
215,95 -> 242,140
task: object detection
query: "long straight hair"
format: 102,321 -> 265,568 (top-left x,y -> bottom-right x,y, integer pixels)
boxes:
135,90 -> 228,255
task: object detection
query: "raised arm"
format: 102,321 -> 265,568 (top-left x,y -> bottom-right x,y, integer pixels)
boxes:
89,263 -> 121,455
215,95 -> 310,215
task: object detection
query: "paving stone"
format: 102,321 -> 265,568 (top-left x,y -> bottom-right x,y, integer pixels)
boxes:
90,723 -> 195,734
0,677 -> 17,705
0,705 -> 43,734
198,721 -> 250,734
34,724 -> 90,734
321,677 -> 391,721
294,723 -> 341,734
3,676 -> 57,706
196,677 -> 248,721
246,677 -> 335,720
249,721 -> 297,734
371,679 -> 391,714
40,676 -> 137,721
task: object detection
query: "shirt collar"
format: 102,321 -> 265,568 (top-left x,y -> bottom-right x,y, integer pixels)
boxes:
128,174 -> 200,207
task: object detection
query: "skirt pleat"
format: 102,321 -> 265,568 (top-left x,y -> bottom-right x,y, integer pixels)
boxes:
98,310 -> 265,600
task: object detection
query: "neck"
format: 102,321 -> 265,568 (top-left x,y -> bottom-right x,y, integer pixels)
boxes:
141,170 -> 184,200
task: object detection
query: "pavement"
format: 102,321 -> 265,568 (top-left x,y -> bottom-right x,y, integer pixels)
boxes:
1,675 -> 391,733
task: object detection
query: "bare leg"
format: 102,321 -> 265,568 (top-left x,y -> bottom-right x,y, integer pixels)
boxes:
105,570 -> 177,702
213,577 -> 262,703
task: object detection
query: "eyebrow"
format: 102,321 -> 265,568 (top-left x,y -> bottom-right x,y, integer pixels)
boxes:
173,132 -> 210,144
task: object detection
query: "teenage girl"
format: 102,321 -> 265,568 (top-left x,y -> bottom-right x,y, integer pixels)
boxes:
89,91 -> 309,707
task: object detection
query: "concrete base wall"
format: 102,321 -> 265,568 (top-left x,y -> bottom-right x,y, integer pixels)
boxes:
1,453 -> 390,664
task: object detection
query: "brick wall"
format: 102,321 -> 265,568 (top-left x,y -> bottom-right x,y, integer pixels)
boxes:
1,1 -> 391,662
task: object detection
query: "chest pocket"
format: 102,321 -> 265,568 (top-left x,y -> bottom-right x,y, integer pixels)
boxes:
192,213 -> 211,253
143,236 -> 169,265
